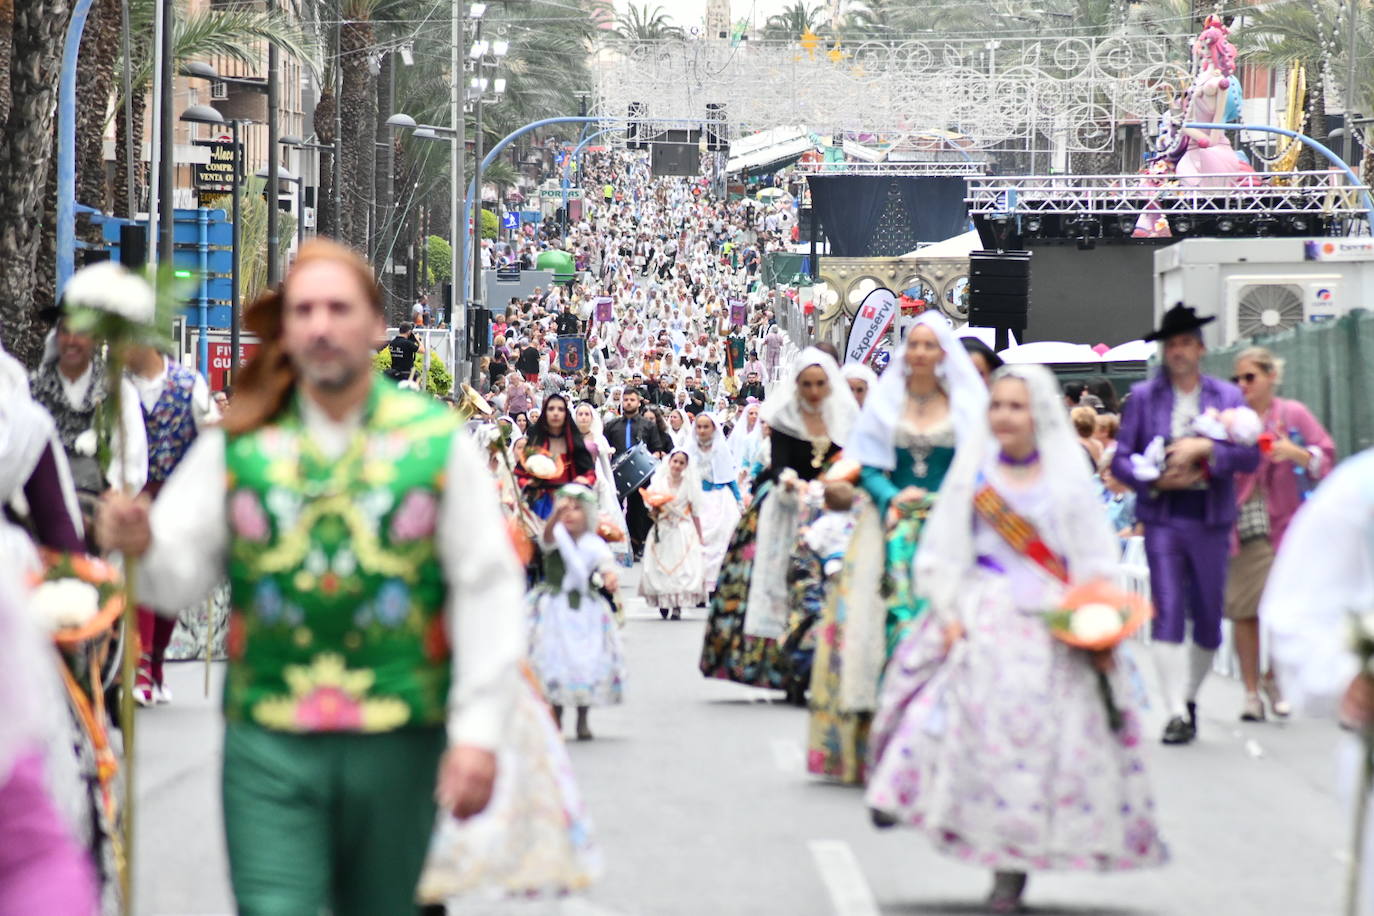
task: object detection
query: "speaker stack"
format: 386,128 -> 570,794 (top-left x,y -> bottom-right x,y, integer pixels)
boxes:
968,250 -> 1031,335
626,102 -> 648,151
705,102 -> 728,154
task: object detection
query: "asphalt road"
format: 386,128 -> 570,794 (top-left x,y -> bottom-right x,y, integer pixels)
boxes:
135,567 -> 1348,915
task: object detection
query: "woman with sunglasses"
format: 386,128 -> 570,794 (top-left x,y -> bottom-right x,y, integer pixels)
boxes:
1226,346 -> 1336,722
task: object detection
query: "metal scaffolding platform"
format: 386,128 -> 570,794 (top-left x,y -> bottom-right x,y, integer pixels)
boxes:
967,171 -> 1370,219
798,160 -> 987,176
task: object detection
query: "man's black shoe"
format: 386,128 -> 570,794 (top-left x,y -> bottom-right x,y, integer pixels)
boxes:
1161,716 -> 1196,745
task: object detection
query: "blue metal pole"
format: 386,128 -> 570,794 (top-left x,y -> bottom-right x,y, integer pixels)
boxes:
1184,122 -> 1374,234
198,208 -> 209,376
56,0 -> 97,297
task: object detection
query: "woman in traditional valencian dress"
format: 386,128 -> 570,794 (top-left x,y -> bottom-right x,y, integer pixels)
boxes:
527,485 -> 625,741
515,393 -> 597,519
638,450 -> 707,620
573,402 -> 631,564
699,348 -> 858,691
806,313 -> 987,784
683,413 -> 742,593
865,365 -> 1167,913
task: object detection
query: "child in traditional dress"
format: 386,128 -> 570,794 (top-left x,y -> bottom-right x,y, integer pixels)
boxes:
803,481 -> 858,579
527,485 -> 626,740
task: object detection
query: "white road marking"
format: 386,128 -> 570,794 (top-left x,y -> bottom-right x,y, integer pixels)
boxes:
808,840 -> 881,916
771,737 -> 804,772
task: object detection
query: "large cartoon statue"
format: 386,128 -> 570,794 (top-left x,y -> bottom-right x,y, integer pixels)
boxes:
1134,15 -> 1253,238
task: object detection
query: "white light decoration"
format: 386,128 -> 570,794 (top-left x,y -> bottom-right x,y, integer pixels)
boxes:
592,35 -> 1189,154
492,39 -> 509,58
467,2 -> 486,19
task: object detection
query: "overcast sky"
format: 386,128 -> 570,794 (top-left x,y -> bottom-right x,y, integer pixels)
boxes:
611,0 -> 798,31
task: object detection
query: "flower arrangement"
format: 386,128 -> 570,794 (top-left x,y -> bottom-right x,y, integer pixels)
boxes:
521,451 -> 565,480
1044,581 -> 1152,731
638,488 -> 675,509
30,548 -> 124,644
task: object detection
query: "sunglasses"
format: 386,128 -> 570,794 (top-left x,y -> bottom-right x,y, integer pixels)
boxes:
1231,372 -> 1262,384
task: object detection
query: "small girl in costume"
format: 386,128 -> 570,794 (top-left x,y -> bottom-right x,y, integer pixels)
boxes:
527,485 -> 626,740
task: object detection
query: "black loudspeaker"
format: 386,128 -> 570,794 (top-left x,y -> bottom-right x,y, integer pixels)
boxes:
796,207 -> 818,243
627,102 -> 647,151
968,250 -> 1031,332
119,224 -> 148,269
705,102 -> 728,153
469,308 -> 491,356
650,130 -> 701,177
304,187 -> 316,208
80,249 -> 111,266
442,282 -> 453,326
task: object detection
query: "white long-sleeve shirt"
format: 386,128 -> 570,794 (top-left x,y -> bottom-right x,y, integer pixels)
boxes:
128,354 -> 220,433
136,392 -> 524,750
56,364 -> 147,494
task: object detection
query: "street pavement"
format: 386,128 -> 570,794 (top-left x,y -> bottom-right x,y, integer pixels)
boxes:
136,565 -> 1347,915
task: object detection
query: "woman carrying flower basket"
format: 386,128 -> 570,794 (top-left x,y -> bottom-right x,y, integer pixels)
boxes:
865,365 -> 1167,914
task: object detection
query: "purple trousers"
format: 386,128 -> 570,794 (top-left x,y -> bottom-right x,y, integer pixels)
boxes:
1143,519 -> 1230,650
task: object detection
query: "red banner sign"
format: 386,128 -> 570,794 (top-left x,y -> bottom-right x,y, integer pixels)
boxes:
207,341 -> 260,392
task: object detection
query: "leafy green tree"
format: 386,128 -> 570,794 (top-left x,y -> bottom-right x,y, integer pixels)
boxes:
426,235 -> 453,288
480,209 -> 499,240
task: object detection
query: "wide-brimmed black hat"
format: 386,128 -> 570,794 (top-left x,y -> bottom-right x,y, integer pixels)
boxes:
1145,302 -> 1216,342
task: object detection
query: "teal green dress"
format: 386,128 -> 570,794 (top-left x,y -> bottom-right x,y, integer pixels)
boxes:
857,418 -> 957,656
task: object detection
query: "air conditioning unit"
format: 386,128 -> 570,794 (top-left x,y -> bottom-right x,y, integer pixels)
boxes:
1223,274 -> 1343,342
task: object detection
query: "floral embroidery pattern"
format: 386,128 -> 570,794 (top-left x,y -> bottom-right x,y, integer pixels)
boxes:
230,489 -> 271,542
390,490 -> 439,542
253,653 -> 410,733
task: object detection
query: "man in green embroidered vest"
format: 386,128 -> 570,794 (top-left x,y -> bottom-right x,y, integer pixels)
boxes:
99,239 -> 525,915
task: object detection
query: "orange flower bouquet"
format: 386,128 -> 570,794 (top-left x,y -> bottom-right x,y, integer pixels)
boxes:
638,488 -> 675,510
1044,581 -> 1152,731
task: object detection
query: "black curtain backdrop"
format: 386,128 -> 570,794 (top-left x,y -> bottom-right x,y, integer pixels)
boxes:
898,177 -> 969,247
807,175 -> 968,257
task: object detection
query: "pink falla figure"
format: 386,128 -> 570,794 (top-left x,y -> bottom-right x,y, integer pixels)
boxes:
1133,15 -> 1253,238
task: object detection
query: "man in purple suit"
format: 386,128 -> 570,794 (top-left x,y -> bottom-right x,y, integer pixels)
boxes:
1113,303 -> 1260,745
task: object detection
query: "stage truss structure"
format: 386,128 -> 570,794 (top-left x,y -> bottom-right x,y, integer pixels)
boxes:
797,160 -> 988,176
592,36 -> 1190,156
968,171 -> 1371,227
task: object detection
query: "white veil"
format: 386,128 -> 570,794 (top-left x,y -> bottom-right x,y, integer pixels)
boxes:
648,447 -> 702,496
914,363 -> 1119,622
847,312 -> 988,471
761,346 -> 859,446
684,412 -> 739,484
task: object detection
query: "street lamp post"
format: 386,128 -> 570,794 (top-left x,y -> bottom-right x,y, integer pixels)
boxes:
281,135 -> 336,248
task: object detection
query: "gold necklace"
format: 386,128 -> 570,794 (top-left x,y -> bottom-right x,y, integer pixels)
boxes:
809,434 -> 832,468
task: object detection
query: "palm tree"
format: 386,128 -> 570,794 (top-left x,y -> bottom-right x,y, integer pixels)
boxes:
763,1 -> 826,42
0,0 -> 69,366
1240,0 -> 1349,173
614,3 -> 684,40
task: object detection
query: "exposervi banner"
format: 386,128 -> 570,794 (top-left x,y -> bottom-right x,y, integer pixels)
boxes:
845,287 -> 897,367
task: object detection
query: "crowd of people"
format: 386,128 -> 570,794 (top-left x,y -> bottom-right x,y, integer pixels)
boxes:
0,143 -> 1370,916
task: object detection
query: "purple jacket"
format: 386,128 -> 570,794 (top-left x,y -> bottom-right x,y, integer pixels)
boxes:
1111,373 -> 1260,528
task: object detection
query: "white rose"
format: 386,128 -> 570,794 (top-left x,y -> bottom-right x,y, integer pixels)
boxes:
73,428 -> 98,457
1068,602 -> 1124,643
62,261 -> 155,325
31,578 -> 101,632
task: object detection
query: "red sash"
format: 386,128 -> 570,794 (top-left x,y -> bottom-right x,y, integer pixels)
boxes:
972,479 -> 1070,585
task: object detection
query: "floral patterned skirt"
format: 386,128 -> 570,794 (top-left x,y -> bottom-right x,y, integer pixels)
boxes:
864,573 -> 1169,872
805,580 -> 871,785
698,483 -> 788,690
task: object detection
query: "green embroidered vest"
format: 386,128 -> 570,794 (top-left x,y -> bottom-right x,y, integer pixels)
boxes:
224,381 -> 457,732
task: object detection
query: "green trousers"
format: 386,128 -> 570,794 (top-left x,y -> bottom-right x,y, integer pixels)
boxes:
221,722 -> 446,916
